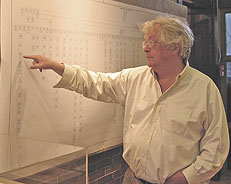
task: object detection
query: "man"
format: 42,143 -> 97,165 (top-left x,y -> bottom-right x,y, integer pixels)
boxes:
24,16 -> 229,184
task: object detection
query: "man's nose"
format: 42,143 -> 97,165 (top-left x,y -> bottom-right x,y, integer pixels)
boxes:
143,46 -> 150,53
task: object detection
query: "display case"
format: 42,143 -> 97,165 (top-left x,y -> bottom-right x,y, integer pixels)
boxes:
0,134 -> 87,184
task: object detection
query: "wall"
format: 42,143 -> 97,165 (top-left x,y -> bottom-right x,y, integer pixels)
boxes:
0,0 -> 187,155
88,145 -> 128,184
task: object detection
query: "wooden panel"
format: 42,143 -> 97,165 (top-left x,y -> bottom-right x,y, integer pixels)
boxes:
219,0 -> 231,8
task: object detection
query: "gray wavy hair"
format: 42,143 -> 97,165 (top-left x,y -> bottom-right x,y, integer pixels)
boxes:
140,16 -> 194,61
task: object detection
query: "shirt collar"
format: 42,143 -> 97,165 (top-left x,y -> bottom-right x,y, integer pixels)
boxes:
176,60 -> 190,81
149,60 -> 190,81
149,68 -> 158,80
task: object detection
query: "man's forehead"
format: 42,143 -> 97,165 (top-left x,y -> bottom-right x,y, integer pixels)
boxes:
144,30 -> 160,40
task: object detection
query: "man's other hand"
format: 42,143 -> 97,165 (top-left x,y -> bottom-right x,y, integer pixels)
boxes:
164,171 -> 188,184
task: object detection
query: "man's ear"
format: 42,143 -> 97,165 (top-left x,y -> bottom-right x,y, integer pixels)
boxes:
171,43 -> 180,55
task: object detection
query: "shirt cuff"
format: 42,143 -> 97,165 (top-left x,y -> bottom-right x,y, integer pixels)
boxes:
182,165 -> 201,184
53,64 -> 79,88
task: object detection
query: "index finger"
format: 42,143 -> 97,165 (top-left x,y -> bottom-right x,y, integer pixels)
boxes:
23,55 -> 39,60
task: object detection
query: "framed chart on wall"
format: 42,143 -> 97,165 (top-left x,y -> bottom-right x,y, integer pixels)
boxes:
0,0 -> 186,154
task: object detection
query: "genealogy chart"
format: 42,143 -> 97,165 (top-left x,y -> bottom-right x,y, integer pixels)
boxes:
1,0 -> 177,153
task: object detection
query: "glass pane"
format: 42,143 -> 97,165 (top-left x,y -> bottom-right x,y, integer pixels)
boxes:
227,62 -> 231,122
225,13 -> 231,56
228,62 -> 231,78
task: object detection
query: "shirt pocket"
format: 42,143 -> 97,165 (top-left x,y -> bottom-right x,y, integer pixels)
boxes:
160,105 -> 192,134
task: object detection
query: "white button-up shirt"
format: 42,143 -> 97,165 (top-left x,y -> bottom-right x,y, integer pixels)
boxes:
54,62 -> 229,184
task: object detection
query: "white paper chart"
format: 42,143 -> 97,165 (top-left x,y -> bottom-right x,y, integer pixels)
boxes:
1,0 -> 185,153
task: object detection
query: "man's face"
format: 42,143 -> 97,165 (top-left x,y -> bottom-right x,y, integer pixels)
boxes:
143,30 -> 171,68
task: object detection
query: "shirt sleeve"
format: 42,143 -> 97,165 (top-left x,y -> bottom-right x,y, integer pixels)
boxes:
182,84 -> 230,184
53,64 -> 128,105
